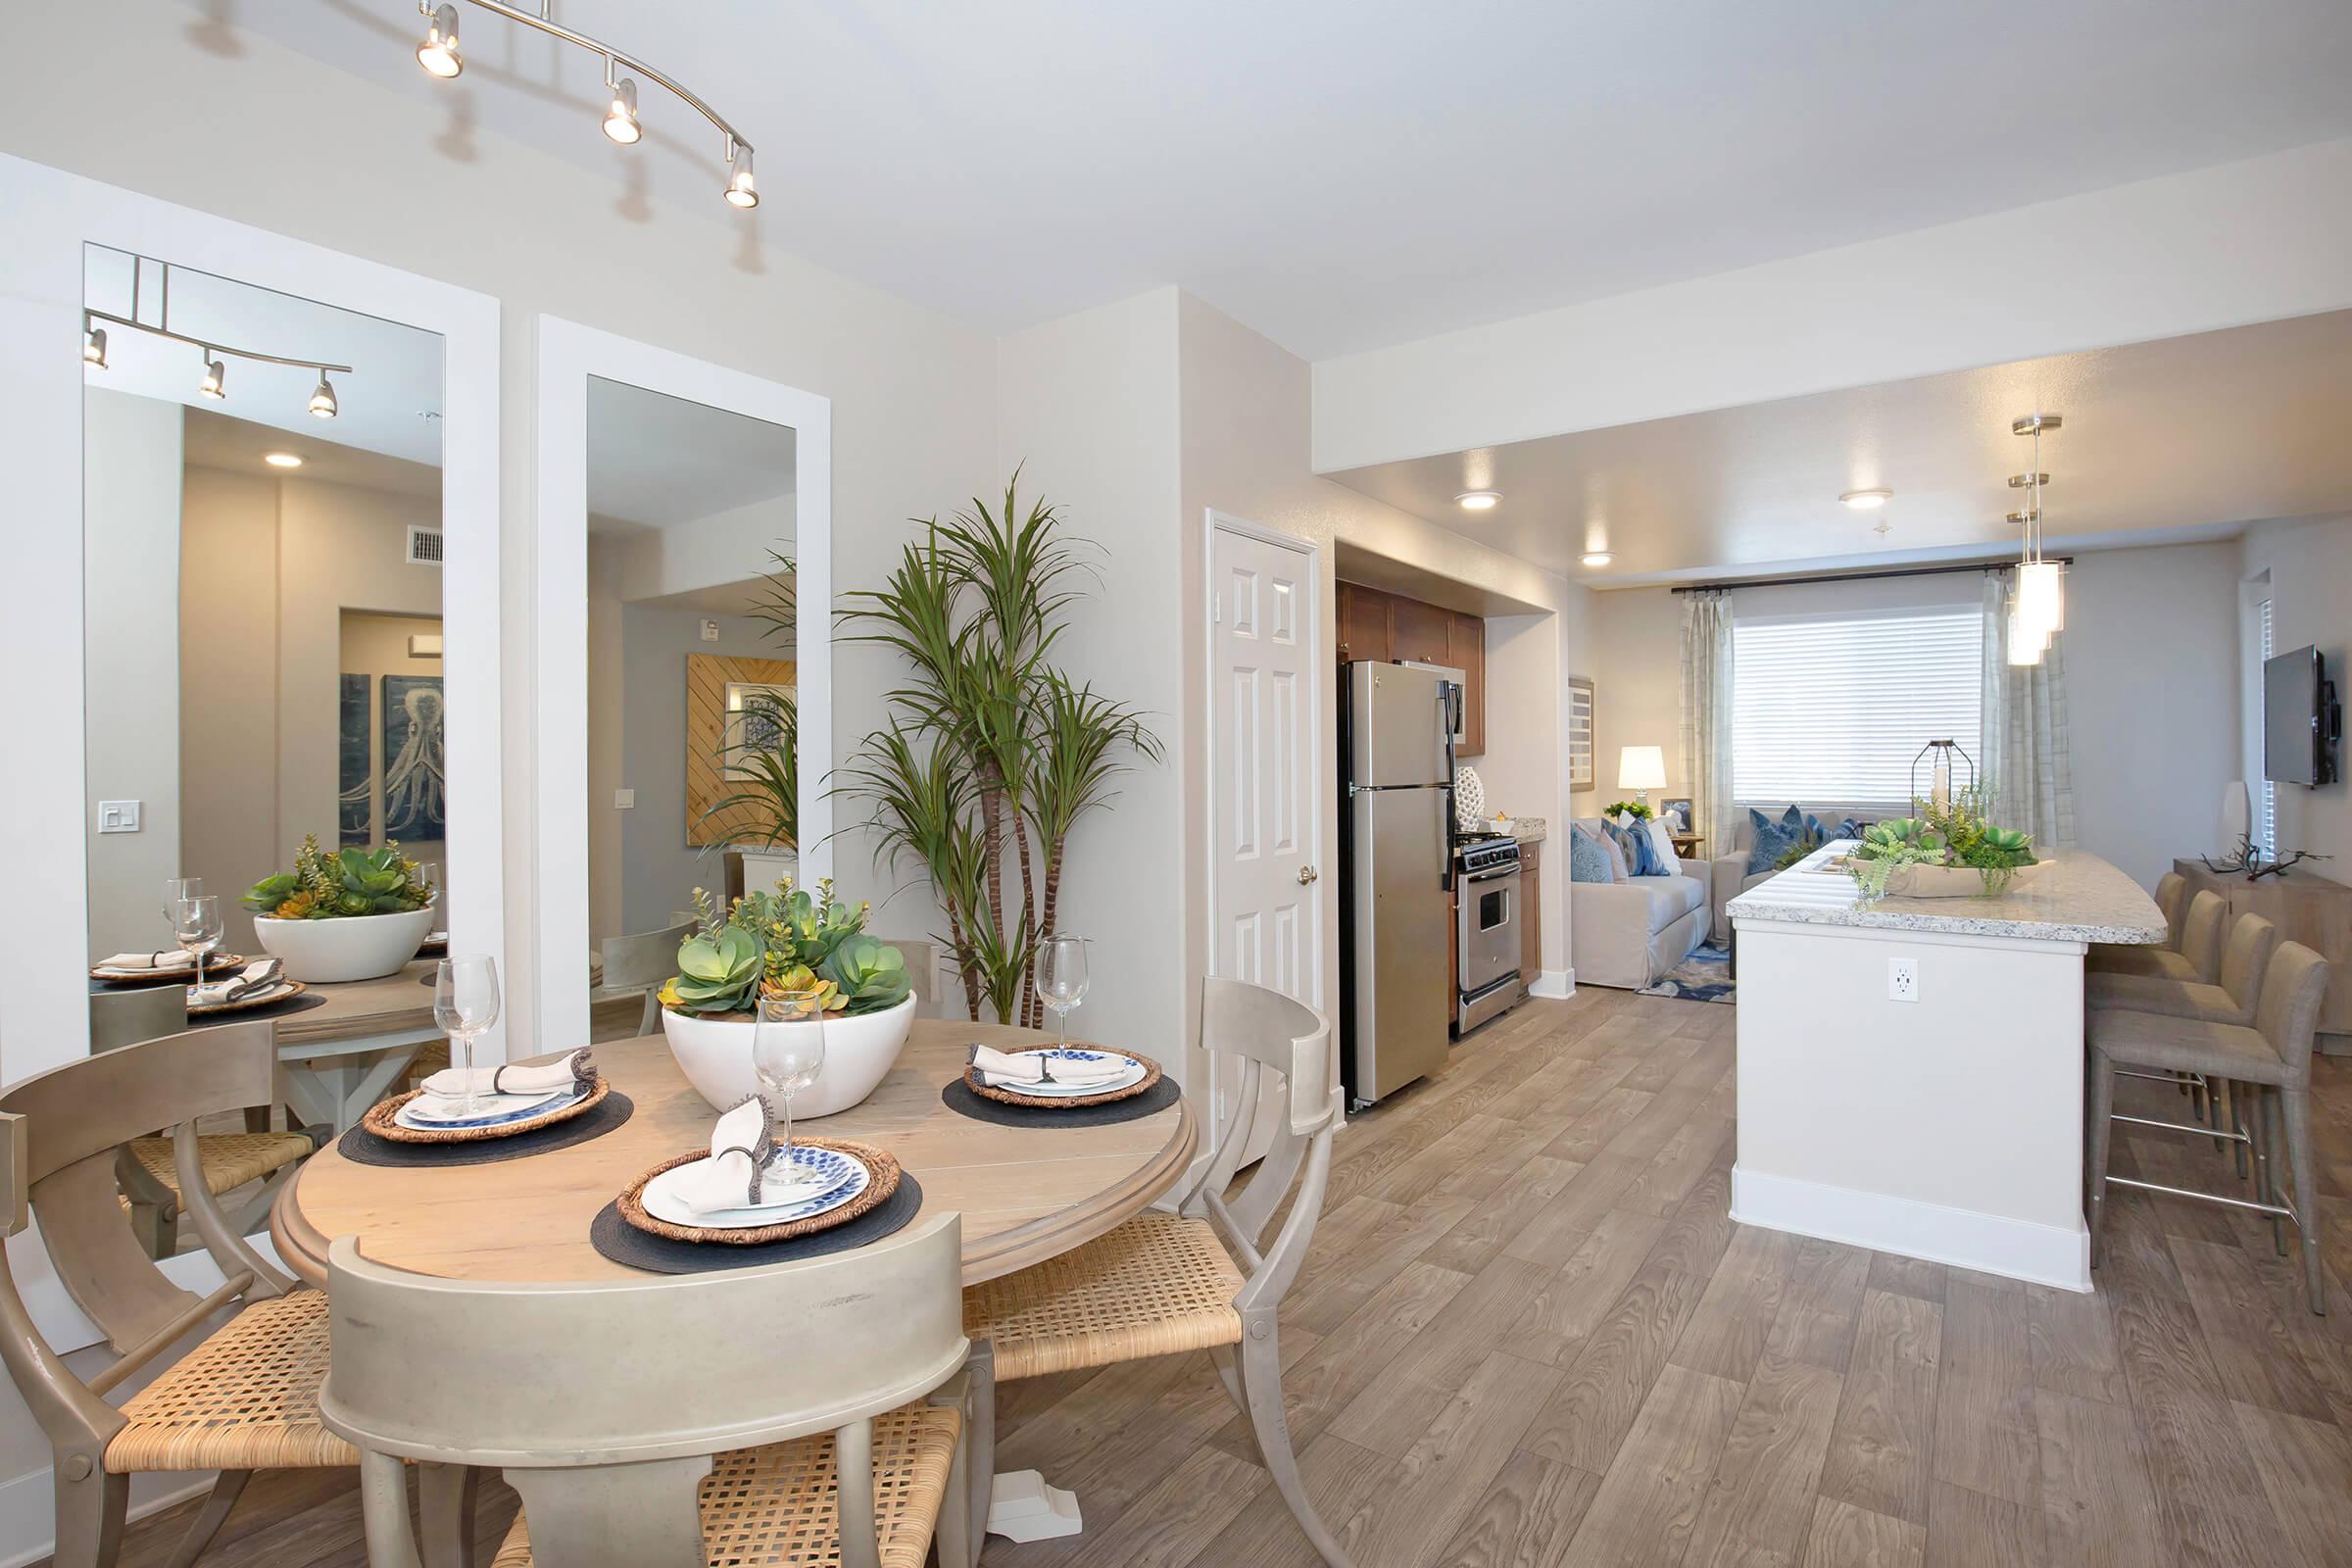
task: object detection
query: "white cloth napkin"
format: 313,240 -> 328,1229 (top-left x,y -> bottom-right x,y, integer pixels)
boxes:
677,1097 -> 836,1216
191,958 -> 281,1007
968,1044 -> 1131,1088
420,1047 -> 594,1103
96,950 -> 198,972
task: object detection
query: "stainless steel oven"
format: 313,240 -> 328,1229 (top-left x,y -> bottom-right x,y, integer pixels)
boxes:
1455,834 -> 1526,1033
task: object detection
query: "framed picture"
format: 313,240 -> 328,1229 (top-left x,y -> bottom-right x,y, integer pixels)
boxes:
686,653 -> 798,847
1567,676 -> 1595,790
381,673 -> 447,843
1662,798 -> 1694,834
722,680 -> 795,781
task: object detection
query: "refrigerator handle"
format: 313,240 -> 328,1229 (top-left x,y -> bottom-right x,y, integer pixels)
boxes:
1439,680 -> 1459,893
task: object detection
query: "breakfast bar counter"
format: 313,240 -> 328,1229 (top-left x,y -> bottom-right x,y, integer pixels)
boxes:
1726,845 -> 2165,1290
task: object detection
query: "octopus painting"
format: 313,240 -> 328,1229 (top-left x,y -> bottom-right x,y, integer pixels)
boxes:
381,674 -> 447,840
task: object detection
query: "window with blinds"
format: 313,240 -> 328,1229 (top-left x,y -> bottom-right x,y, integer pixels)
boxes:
1732,608 -> 1984,807
2259,596 -> 2278,852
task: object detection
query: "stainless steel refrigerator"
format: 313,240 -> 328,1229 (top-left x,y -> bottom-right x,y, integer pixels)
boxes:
1338,660 -> 1459,1110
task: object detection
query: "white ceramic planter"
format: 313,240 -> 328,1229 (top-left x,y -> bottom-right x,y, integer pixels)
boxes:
1880,859 -> 2050,899
662,993 -> 917,1117
738,849 -> 799,895
252,906 -> 436,983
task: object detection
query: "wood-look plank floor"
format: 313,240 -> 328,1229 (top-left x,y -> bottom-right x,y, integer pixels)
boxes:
58,988 -> 2352,1568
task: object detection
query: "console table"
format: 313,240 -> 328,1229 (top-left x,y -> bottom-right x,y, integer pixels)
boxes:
2174,858 -> 2352,1055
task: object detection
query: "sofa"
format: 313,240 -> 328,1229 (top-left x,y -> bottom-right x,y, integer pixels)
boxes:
1706,803 -> 1880,944
1567,817 -> 1711,989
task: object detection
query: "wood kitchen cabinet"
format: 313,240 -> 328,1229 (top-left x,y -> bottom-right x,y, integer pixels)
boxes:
1335,578 -> 1489,756
1520,841 -> 1542,979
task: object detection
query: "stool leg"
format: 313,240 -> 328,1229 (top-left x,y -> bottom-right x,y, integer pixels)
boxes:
2281,1088 -> 2326,1316
2086,1048 -> 2117,1270
2264,1088 -> 2290,1257
2225,1079 -> 2249,1180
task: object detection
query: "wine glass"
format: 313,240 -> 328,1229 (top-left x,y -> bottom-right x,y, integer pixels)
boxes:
1037,935 -> 1091,1054
416,862 -> 442,910
171,895 -> 223,991
752,993 -> 827,1184
432,956 -> 503,1117
162,878 -> 203,951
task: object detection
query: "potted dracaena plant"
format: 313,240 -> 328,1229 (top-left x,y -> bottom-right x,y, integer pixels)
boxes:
837,471 -> 1162,1027
241,835 -> 438,982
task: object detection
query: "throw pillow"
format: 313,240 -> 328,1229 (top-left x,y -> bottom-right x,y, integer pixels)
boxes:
1745,805 -> 1810,877
1567,824 -> 1615,884
1642,818 -> 1683,877
1606,816 -> 1669,877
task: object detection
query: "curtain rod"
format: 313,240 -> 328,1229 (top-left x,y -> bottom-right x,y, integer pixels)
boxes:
1667,556 -> 2074,596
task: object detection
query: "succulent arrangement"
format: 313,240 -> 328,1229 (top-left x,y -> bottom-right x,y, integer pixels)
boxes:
1845,785 -> 2037,899
242,836 -> 433,919
1603,801 -> 1655,822
659,879 -> 912,1019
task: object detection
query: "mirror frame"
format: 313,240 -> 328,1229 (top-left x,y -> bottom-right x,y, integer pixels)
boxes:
531,317 -> 833,1052
0,153 -> 509,1085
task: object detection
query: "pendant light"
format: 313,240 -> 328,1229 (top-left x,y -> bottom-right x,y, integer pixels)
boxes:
2007,414 -> 2065,657
198,353 -> 226,400
82,320 -> 108,368
412,2 -> 760,216
309,372 -> 341,419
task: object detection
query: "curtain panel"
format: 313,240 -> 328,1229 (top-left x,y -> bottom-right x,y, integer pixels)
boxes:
1678,589 -> 1736,847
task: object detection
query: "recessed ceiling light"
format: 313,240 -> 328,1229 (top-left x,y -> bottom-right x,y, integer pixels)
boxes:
1839,488 -> 1892,510
264,452 -> 303,468
1455,490 -> 1500,511
1581,552 -> 1614,567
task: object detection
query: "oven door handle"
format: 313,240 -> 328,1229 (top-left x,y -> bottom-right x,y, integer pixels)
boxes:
1461,866 -> 1519,883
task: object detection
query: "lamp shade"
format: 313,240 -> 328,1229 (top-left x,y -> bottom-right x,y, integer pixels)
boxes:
1617,746 -> 1668,792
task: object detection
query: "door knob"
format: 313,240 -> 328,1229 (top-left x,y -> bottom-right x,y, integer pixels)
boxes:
1298,865 -> 1320,885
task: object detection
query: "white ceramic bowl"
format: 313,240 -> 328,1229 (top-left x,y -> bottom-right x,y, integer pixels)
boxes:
662,993 -> 917,1117
252,906 -> 436,983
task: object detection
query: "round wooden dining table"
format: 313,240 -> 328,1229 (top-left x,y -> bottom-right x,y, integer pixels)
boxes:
271,1019 -> 1198,1287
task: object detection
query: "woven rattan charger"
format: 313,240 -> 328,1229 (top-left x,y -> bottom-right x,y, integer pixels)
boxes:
616,1136 -> 902,1246
89,953 -> 248,985
362,1076 -> 610,1145
189,979 -> 309,1017
964,1046 -> 1162,1110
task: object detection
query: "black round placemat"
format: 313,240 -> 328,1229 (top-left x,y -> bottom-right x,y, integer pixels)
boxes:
190,992 -> 329,1028
941,1074 -> 1182,1127
335,1093 -> 634,1167
590,1172 -> 923,1274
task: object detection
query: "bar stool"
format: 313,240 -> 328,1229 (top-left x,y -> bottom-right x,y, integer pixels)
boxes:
2086,940 -> 2331,1313
2087,870 -> 2185,974
2088,910 -> 2278,1172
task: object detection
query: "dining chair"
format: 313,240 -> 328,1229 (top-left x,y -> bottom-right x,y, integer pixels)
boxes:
0,1025 -> 359,1568
959,975 -> 1352,1568
320,1211 -> 974,1568
2087,940 -> 2332,1312
88,984 -> 189,1052
598,918 -> 697,1036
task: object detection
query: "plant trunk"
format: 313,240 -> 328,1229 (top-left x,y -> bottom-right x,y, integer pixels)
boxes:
1010,803 -> 1039,1027
1035,836 -> 1067,1029
942,896 -> 981,1021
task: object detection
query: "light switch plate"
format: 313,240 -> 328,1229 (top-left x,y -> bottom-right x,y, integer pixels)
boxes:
614,788 -> 636,809
700,619 -> 720,642
98,800 -> 142,833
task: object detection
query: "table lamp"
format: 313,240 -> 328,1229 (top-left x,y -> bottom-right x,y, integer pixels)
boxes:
1618,746 -> 1667,812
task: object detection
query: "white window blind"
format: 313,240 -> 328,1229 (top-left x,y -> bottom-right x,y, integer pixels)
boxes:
1733,609 -> 1984,807
2259,597 -> 2278,852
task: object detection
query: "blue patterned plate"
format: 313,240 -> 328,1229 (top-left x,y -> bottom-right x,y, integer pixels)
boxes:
394,1082 -> 586,1132
640,1145 -> 871,1230
995,1048 -> 1148,1099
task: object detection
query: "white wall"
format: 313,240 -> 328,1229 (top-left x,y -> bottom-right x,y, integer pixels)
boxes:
1313,137 -> 2352,471
81,388 -> 183,958
2241,514 -> 2352,874
1586,541 -> 2246,887
179,464 -> 278,952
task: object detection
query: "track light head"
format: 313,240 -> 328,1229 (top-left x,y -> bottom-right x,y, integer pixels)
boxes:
309,372 -> 340,419
724,146 -> 759,209
83,323 -> 108,368
417,4 -> 463,78
603,74 -> 642,144
198,354 -> 225,400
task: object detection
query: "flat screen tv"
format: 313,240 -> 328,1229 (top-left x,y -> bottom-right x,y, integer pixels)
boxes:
2264,645 -> 2340,787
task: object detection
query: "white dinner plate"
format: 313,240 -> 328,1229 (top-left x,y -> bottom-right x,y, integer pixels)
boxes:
186,979 -> 301,1015
641,1148 -> 871,1231
983,1049 -> 1148,1099
395,1085 -> 569,1129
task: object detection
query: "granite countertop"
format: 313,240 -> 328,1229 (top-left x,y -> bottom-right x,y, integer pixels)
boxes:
1726,844 -> 2166,945
1507,816 -> 1545,845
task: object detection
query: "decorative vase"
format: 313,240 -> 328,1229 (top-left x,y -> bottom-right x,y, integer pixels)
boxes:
251,906 -> 436,983
661,993 -> 916,1117
2218,781 -> 2251,858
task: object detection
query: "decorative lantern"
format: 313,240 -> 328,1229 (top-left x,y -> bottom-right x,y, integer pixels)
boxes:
1911,740 -> 1976,814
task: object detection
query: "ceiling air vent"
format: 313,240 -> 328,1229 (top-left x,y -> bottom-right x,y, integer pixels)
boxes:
405,525 -> 446,566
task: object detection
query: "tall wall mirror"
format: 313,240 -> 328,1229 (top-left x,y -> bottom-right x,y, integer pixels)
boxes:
535,318 -> 832,1052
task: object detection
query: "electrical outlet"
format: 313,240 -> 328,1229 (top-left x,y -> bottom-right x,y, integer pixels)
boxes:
98,800 -> 142,833
1888,956 -> 1920,1004
614,788 -> 636,809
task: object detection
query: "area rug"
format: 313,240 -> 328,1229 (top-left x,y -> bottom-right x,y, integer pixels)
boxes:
1639,942 -> 1736,1004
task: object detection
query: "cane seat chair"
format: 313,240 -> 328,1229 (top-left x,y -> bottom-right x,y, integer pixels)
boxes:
0,1022 -> 357,1568
321,1212 -> 975,1568
958,976 -> 1353,1568
596,918 -> 698,1038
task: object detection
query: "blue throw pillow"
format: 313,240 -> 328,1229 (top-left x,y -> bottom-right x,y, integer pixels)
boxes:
1567,824 -> 1615,884
1606,816 -> 1669,876
1745,805 -> 1810,876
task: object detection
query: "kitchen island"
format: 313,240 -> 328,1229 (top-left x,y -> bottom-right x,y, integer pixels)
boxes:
1726,844 -> 2166,1290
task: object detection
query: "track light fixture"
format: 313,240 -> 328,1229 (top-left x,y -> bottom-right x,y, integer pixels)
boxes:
81,249 -> 357,420
413,2 -> 760,215
416,4 -> 463,76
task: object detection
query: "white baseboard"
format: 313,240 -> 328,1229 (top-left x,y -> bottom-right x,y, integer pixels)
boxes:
1731,1163 -> 2090,1292
0,1465 -> 213,1568
1528,968 -> 1574,1000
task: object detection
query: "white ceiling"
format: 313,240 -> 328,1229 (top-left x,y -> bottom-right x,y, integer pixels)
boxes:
181,406 -> 443,497
81,244 -> 445,464
208,1 -> 2352,359
585,377 -> 797,535
1330,310 -> 2352,585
